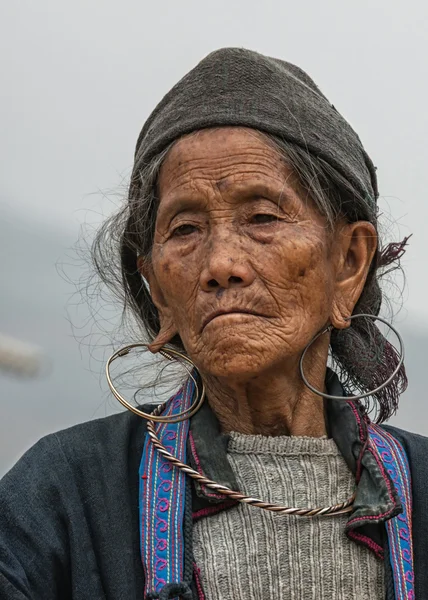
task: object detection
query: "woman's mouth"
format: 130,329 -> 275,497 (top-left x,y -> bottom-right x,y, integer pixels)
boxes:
201,309 -> 268,332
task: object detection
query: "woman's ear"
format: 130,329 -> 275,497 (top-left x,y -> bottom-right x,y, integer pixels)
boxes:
331,221 -> 377,329
137,256 -> 178,352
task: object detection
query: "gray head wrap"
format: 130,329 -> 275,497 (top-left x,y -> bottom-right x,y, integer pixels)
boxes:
133,47 -> 378,206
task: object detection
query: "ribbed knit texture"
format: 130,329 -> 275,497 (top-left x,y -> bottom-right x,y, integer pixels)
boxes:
193,433 -> 385,599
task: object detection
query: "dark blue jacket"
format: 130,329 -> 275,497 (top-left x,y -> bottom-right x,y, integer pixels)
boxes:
0,396 -> 427,599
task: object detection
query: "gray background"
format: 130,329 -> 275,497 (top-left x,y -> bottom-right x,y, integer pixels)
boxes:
1,0 -> 427,476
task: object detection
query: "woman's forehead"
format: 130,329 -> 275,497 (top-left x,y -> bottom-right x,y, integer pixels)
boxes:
158,127 -> 292,194
164,126 -> 276,158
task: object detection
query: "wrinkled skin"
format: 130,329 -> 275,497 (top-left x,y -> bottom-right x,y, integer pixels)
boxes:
139,128 -> 377,436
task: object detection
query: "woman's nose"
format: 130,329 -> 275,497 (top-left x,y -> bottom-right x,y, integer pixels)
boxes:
199,239 -> 256,291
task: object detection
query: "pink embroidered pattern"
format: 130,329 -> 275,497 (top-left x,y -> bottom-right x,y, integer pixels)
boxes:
369,424 -> 415,600
139,380 -> 194,595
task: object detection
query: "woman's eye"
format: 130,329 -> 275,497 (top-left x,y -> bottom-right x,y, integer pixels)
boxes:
171,223 -> 197,237
251,213 -> 278,224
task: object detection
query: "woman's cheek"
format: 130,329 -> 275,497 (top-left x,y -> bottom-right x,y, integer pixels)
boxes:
155,254 -> 198,310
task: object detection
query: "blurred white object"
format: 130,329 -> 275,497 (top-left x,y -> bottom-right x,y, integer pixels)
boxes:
0,333 -> 44,378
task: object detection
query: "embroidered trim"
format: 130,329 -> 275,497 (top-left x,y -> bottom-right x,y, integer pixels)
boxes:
347,529 -> 384,559
347,401 -> 368,484
193,562 -> 206,600
139,379 -> 194,596
192,500 -> 238,521
369,424 -> 415,600
348,401 -> 365,444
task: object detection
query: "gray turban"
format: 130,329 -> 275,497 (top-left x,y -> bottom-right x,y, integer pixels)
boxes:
133,47 -> 378,206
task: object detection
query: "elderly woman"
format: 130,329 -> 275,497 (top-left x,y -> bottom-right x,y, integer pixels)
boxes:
1,48 -> 427,600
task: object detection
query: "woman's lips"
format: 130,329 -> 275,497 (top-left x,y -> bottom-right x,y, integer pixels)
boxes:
201,309 -> 268,332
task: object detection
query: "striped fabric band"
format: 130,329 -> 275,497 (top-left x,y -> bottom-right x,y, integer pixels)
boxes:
368,424 -> 415,600
139,378 -> 195,597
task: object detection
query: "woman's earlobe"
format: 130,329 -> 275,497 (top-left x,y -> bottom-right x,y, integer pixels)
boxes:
330,301 -> 352,330
148,319 -> 179,353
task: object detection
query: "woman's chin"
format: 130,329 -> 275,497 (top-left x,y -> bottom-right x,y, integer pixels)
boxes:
194,339 -> 285,380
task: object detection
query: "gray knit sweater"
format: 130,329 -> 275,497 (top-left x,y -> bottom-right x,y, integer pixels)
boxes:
193,433 -> 385,599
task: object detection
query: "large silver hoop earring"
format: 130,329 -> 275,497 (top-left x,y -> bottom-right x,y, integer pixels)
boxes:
105,343 -> 205,423
299,313 -> 405,401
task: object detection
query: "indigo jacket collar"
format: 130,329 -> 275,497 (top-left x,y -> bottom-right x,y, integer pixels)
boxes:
188,371 -> 402,559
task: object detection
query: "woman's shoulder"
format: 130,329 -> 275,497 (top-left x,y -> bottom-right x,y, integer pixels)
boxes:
381,423 -> 428,475
0,409 -> 153,599
1,407 -> 152,493
381,423 -> 428,448
52,407 -> 149,458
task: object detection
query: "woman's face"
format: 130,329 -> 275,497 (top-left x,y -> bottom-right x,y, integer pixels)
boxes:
143,127 -> 372,379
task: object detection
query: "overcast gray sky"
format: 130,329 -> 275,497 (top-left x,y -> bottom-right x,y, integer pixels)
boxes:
1,0 -> 428,475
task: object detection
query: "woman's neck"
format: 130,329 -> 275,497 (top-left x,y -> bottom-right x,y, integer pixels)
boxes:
202,356 -> 328,438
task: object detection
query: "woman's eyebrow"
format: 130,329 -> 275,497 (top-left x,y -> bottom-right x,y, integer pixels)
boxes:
156,195 -> 207,224
233,180 -> 295,200
222,180 -> 299,210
